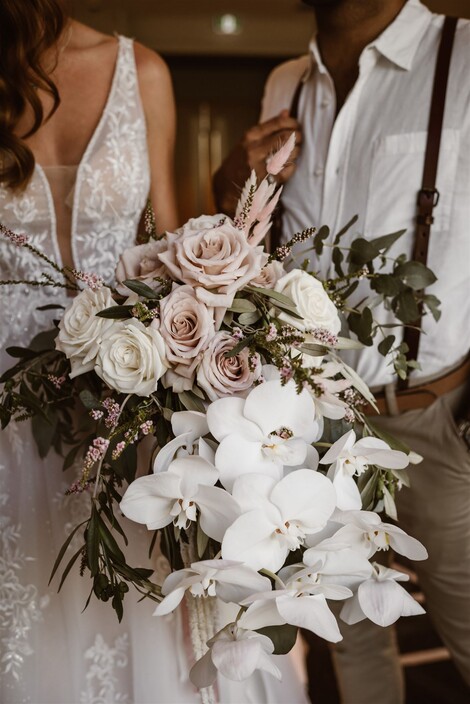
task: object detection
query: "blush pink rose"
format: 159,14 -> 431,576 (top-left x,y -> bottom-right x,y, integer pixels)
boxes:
196,331 -> 261,401
158,217 -> 264,308
249,258 -> 285,289
115,240 -> 170,294
159,284 -> 215,386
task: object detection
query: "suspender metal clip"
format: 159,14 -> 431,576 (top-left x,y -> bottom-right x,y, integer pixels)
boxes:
417,187 -> 440,208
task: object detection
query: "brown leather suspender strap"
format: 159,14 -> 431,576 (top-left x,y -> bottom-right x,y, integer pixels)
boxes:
403,16 -> 458,369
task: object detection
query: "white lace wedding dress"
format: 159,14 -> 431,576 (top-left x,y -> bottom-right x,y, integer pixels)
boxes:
0,36 -> 309,704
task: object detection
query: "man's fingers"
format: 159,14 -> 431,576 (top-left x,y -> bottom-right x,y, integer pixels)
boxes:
244,113 -> 301,144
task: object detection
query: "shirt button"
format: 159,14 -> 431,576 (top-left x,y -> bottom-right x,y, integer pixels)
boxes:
320,99 -> 330,108
314,166 -> 324,177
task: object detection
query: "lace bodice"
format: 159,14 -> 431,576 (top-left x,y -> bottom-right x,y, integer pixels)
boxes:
0,36 -> 150,361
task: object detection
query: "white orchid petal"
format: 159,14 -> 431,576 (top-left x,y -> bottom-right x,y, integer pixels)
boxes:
196,485 -> 240,542
120,474 -> 181,530
198,437 -> 216,464
153,433 -> 192,474
207,397 -> 261,441
385,525 -> 428,561
401,589 -> 426,617
339,592 -> 366,625
244,380 -> 320,442
215,435 -> 282,492
231,473 -> 278,513
170,456 -> 219,490
270,469 -> 336,531
171,410 -> 208,440
215,566 -> 272,604
277,593 -> 342,642
320,430 -> 356,465
357,578 -> 405,627
189,649 -> 218,688
238,599 -> 286,631
211,637 -> 264,681
331,470 -> 362,511
154,587 -> 186,616
222,510 -> 286,572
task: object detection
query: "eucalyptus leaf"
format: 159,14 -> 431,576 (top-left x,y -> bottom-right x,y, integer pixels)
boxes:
392,290 -> 420,324
313,225 -> 330,255
96,305 -> 133,319
423,293 -> 442,321
36,303 -> 66,311
5,346 -> 40,360
378,335 -> 395,357
257,624 -> 298,655
347,307 -> 373,346
394,261 -> 437,291
229,298 -> 257,314
57,545 -> 84,592
333,214 -> 359,244
122,279 -> 160,300
238,311 -> 262,326
366,420 -> 411,454
79,389 -> 100,410
247,286 -> 296,308
32,411 -> 58,458
29,327 -> 59,352
178,391 -> 206,413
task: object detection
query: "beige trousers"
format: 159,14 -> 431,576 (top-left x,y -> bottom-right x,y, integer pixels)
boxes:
330,385 -> 470,704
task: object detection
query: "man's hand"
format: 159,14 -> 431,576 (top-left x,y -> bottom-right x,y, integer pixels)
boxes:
213,110 -> 302,217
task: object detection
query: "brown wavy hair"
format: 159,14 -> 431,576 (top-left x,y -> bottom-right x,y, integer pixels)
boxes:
0,0 -> 67,190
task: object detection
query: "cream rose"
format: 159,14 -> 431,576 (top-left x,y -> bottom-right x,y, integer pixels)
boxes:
115,240 -> 170,294
94,319 -> 168,396
160,284 -> 215,372
158,218 -> 264,307
274,270 -> 341,334
55,287 -> 115,378
196,331 -> 261,401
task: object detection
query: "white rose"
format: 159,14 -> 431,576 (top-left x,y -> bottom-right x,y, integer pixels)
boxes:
55,287 -> 115,378
274,270 -> 341,334
158,218 -> 264,307
95,319 -> 168,396
197,331 -> 261,401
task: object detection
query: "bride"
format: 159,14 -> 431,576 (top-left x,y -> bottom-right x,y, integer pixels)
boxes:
0,2 -> 309,702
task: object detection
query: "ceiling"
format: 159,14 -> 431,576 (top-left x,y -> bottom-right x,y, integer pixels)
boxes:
72,0 -> 469,56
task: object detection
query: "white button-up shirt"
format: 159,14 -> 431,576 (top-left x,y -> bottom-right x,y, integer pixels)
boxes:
260,0 -> 470,387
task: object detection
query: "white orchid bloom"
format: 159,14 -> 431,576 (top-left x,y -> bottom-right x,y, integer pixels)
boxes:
222,469 -> 336,572
154,559 -> 271,616
320,430 -> 409,510
207,378 -> 323,491
340,563 -> 425,627
302,533 -> 374,591
154,411 -> 214,473
317,509 -> 428,561
120,456 -> 239,542
190,623 -> 281,688
239,565 -> 344,642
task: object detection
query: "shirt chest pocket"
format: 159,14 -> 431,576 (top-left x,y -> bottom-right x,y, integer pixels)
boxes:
364,129 -> 460,240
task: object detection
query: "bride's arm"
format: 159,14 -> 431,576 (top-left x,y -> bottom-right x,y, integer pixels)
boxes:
135,43 -> 179,234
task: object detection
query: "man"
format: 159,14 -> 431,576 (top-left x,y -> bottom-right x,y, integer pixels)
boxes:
213,1 -> 470,702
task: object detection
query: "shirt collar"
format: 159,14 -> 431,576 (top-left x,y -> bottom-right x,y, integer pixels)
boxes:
307,0 -> 433,76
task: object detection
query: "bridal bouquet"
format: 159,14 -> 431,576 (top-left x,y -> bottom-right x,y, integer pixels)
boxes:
0,137 -> 439,693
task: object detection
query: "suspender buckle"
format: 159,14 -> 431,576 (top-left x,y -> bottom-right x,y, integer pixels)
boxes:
417,187 -> 440,208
